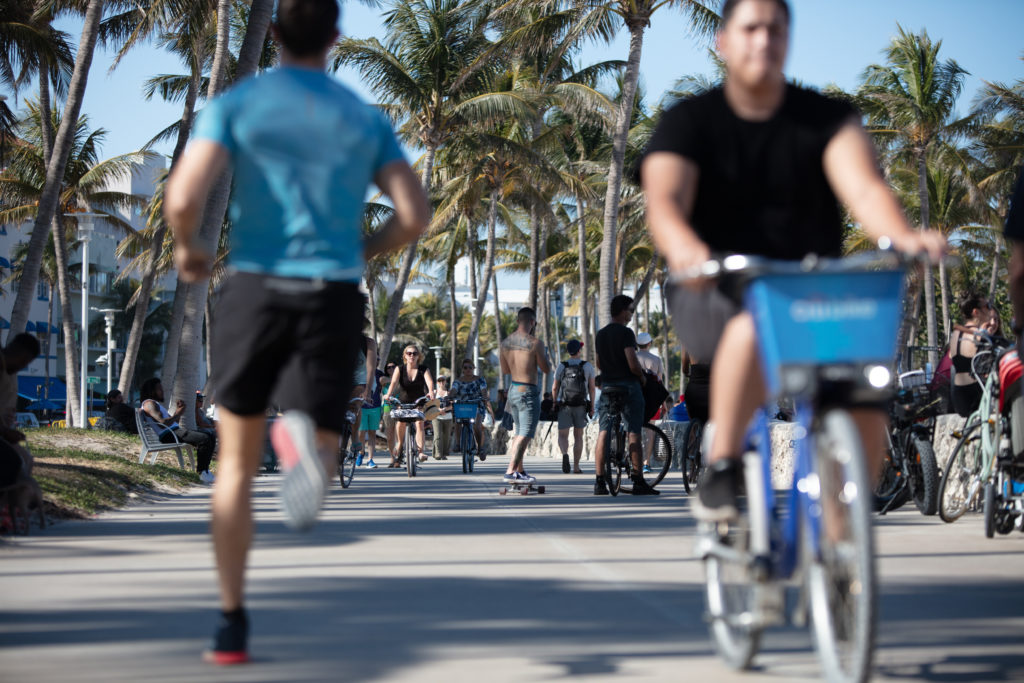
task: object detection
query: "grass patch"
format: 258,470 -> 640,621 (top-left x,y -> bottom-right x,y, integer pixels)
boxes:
23,429 -> 201,520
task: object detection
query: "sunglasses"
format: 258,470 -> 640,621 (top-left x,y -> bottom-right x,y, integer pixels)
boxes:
405,351 -> 419,356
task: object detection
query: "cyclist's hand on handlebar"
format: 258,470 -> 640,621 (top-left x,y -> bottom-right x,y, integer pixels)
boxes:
888,229 -> 947,263
666,238 -> 712,290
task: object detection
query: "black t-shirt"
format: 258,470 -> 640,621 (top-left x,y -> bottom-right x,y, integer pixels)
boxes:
596,323 -> 638,383
1005,166 -> 1024,242
642,84 -> 857,260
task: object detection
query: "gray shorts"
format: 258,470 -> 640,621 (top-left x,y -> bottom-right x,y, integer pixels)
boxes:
558,404 -> 589,430
507,382 -> 540,438
666,280 -> 742,363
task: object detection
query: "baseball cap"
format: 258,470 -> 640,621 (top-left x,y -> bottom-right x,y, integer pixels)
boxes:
566,339 -> 584,355
636,332 -> 653,345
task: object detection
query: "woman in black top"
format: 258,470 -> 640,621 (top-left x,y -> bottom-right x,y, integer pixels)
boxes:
383,344 -> 435,466
948,292 -> 997,417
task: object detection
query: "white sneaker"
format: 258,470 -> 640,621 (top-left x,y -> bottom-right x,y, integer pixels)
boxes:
199,470 -> 215,484
271,411 -> 327,532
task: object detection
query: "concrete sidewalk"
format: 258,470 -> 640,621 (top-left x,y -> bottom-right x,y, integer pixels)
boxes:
1,456 -> 1022,682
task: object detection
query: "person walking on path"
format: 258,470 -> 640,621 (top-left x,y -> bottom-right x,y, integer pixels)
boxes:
349,328 -> 377,458
499,307 -> 551,484
592,295 -> 659,496
640,0 -> 944,520
164,0 -> 429,665
551,339 -> 595,474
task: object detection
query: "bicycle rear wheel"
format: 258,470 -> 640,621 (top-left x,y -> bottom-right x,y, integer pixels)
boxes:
939,421 -> 981,523
339,450 -> 356,488
682,419 -> 705,494
872,442 -> 909,513
604,425 -> 622,496
641,422 -> 673,489
806,410 -> 876,683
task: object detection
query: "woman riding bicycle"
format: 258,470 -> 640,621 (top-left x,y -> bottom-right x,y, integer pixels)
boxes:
383,344 -> 435,467
450,358 -> 494,459
948,291 -> 998,417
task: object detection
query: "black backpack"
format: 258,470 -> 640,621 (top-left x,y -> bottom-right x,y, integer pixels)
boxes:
561,361 -> 589,406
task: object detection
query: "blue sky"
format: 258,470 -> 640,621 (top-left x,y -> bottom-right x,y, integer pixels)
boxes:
31,0 -> 1022,161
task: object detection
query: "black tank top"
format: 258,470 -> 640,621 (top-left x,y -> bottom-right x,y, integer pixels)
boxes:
398,364 -> 428,403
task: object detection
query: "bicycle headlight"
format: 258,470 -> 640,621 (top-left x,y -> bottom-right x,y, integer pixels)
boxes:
866,365 -> 891,389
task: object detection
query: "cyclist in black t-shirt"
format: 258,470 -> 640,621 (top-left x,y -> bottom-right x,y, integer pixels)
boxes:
641,0 -> 945,521
1005,166 -> 1024,354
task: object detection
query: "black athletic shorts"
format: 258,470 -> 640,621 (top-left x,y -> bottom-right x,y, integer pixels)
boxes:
212,271 -> 363,434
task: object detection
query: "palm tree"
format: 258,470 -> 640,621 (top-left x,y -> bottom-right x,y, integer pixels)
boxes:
6,0 -> 105,348
0,105 -> 154,424
331,0 -> 529,367
858,26 -> 969,368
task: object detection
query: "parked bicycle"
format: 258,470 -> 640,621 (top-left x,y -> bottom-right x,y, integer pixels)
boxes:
938,330 -> 1010,524
387,396 -> 428,478
686,252 -> 916,683
873,370 -> 941,515
681,417 -> 705,494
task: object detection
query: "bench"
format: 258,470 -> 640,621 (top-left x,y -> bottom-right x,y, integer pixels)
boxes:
134,409 -> 196,470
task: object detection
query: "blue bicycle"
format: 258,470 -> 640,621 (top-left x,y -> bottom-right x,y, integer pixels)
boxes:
690,252 -> 909,683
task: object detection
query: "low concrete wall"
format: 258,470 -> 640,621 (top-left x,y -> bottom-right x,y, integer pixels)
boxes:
490,412 -> 970,489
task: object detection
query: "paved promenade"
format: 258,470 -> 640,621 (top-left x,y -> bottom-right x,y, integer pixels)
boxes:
2,456 -> 1023,682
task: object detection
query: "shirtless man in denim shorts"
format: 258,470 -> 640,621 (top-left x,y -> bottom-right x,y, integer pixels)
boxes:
499,307 -> 551,484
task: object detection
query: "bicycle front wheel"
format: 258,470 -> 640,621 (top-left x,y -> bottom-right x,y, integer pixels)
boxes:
906,436 -> 939,516
641,422 -> 673,489
462,424 -> 472,474
703,494 -> 762,670
406,430 -> 417,478
805,409 -> 876,683
682,419 -> 705,494
938,421 -> 981,523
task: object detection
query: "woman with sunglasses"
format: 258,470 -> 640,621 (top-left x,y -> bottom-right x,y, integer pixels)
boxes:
383,345 -> 435,466
450,358 -> 495,459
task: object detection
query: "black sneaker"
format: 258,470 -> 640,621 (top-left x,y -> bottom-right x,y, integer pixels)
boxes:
562,453 -> 570,474
203,609 -> 249,665
631,474 -> 660,496
593,476 -> 609,495
692,458 -> 742,522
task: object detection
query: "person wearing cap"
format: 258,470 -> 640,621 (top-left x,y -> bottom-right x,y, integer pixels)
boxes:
635,332 -> 669,473
551,339 -> 596,474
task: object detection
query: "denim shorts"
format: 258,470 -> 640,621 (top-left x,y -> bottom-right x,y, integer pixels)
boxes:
507,382 -> 541,438
597,380 -> 644,435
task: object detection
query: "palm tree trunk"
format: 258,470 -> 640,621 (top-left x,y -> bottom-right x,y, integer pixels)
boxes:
659,276 -> 671,392
528,203 -> 540,310
120,70 -> 200,395
938,257 -> 950,342
989,235 -> 1002,300
466,189 -> 498,358
38,70 -> 53,164
160,279 -> 188,384
575,194 -> 589,363
378,144 -> 435,368
368,282 -> 379,346
598,23 -> 645,328
6,0 -> 103,344
205,293 -> 214,384
52,216 -> 80,426
917,150 -> 938,369
44,290 -> 53,401
170,0 -> 272,424
491,270 -> 502,356
634,255 -> 658,304
449,276 -> 458,372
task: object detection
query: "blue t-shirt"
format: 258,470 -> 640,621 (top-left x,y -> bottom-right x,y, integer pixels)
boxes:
192,66 -> 405,281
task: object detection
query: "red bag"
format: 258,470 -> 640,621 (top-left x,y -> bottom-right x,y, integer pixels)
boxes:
998,350 -> 1022,413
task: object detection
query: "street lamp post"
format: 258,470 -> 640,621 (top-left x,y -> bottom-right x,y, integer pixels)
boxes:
67,213 -> 102,427
428,345 -> 443,381
94,308 -> 119,393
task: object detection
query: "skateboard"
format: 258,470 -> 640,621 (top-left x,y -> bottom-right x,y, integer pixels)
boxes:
499,481 -> 546,495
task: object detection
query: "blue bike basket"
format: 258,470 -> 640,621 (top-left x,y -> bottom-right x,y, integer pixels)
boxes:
453,402 -> 478,420
745,269 -> 906,395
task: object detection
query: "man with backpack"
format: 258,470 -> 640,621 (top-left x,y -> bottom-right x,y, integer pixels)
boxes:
552,340 -> 596,474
